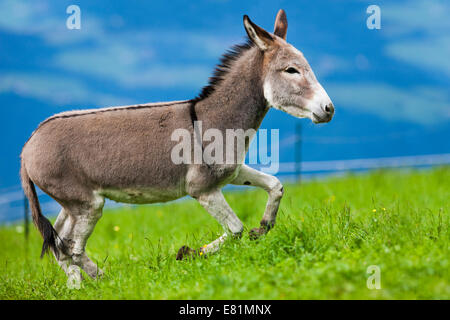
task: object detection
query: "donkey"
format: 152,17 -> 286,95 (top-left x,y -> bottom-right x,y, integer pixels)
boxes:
21,10 -> 334,286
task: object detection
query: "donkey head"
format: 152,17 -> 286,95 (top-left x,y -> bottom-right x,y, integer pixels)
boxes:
243,10 -> 334,123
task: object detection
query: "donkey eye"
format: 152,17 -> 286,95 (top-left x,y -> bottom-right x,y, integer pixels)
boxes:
285,67 -> 300,74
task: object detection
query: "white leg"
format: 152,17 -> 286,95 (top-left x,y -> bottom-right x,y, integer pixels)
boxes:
177,189 -> 243,259
52,209 -> 72,274
50,208 -> 83,288
53,208 -> 67,234
197,189 -> 244,236
53,194 -> 104,288
232,165 -> 284,238
69,196 -> 104,279
201,233 -> 228,255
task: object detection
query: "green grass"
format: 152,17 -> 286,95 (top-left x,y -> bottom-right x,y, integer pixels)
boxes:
0,168 -> 449,299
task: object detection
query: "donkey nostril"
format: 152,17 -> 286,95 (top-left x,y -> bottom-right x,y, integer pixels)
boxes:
324,103 -> 334,114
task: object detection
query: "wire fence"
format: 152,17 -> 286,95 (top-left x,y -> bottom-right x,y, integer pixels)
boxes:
1,152 -> 449,225
279,153 -> 450,173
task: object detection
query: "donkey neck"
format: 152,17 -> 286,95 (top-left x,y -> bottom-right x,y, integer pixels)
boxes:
194,47 -> 269,132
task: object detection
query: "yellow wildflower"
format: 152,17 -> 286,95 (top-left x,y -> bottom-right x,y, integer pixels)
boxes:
372,209 -> 377,213
113,226 -> 120,232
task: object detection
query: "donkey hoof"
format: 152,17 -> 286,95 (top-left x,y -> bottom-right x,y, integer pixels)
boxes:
249,227 -> 266,240
176,245 -> 192,260
66,265 -> 82,289
97,269 -> 105,279
90,268 -> 104,280
176,245 -> 202,260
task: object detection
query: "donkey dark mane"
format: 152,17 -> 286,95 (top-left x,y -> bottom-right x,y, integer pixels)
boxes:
193,38 -> 254,102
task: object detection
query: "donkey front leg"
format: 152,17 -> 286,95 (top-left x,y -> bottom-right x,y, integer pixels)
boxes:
232,165 -> 284,239
176,189 -> 244,260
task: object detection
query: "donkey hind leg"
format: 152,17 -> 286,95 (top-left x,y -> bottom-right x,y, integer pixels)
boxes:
53,195 -> 105,288
51,208 -> 83,288
176,189 -> 244,260
70,196 -> 105,281
52,208 -> 71,274
231,164 -> 284,239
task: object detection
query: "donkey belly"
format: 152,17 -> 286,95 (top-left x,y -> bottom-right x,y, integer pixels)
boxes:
100,187 -> 186,204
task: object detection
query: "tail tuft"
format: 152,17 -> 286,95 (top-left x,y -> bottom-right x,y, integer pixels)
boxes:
37,216 -> 60,258
20,160 -> 66,259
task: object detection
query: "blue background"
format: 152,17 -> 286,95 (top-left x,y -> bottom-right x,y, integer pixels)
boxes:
0,0 -> 449,220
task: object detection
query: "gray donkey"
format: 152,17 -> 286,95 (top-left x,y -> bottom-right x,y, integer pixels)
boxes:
21,10 -> 334,286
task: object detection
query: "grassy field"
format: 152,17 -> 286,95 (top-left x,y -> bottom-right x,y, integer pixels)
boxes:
0,168 -> 448,299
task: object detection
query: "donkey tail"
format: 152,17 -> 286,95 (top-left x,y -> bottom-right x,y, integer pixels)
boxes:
20,160 -> 64,258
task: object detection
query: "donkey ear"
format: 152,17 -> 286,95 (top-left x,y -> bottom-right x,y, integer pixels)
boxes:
273,9 -> 288,40
243,15 -> 274,51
